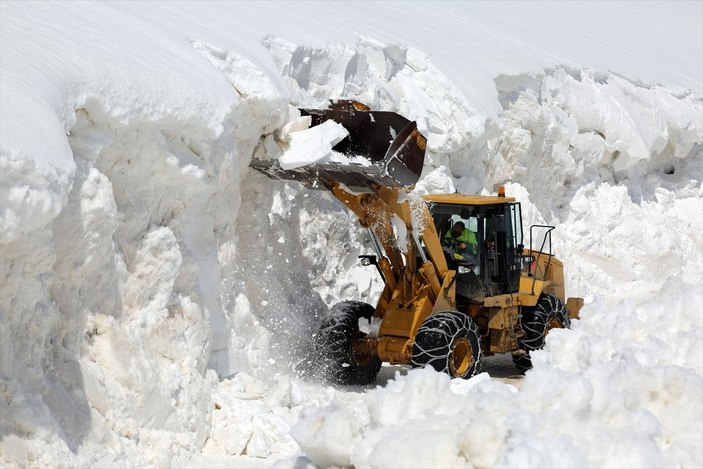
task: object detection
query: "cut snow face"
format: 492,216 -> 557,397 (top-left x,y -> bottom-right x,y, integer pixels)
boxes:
1,2 -> 702,468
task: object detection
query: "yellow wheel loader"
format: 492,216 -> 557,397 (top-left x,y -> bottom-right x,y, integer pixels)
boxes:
251,100 -> 583,383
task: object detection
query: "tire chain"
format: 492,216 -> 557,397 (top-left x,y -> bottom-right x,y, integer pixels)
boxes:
314,301 -> 380,384
520,295 -> 569,351
513,294 -> 569,372
411,312 -> 482,378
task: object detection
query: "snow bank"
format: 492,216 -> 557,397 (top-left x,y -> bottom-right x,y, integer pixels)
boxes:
1,1 -> 702,468
292,284 -> 703,468
484,68 -> 703,303
0,83 -> 286,468
0,3 -> 290,465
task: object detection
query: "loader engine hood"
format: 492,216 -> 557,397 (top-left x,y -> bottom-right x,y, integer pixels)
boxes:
250,100 -> 427,190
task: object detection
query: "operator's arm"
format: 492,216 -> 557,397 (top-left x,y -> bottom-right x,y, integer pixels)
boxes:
458,230 -> 478,253
443,230 -> 452,245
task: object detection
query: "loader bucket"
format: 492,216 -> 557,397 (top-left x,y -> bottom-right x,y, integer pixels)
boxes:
250,100 -> 427,189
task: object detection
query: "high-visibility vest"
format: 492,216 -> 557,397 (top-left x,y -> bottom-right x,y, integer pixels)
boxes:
444,228 -> 477,253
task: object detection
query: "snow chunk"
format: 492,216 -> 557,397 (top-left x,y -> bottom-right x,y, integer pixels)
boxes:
278,120 -> 349,170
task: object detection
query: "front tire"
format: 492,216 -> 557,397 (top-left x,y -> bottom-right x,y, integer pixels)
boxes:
512,294 -> 569,372
411,312 -> 482,379
314,301 -> 381,385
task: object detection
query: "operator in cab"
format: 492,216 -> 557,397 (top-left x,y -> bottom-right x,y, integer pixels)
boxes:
443,221 -> 477,258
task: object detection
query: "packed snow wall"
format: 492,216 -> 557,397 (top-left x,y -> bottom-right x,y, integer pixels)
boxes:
0,5 -> 311,460
0,47 -> 298,463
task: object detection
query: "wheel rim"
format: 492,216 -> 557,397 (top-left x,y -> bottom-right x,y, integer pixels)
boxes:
547,316 -> 562,331
449,337 -> 473,377
351,331 -> 372,367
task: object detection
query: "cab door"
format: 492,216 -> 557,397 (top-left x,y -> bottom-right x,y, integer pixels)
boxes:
482,203 -> 523,294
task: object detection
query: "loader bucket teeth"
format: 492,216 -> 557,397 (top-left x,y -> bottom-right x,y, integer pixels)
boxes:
250,100 -> 426,189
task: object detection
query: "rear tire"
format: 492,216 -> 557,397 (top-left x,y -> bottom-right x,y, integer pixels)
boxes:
314,301 -> 381,385
512,294 -> 569,372
411,312 -> 481,379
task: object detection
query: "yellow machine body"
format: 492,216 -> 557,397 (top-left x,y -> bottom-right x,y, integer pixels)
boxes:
250,100 -> 582,373
332,185 -> 581,366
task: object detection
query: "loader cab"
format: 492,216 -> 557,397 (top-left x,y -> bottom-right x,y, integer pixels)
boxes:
423,194 -> 524,300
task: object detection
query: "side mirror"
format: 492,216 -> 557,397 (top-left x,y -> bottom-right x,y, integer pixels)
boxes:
359,255 -> 377,266
359,254 -> 385,281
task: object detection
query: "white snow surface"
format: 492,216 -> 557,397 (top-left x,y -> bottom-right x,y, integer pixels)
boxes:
1,1 -> 702,467
278,119 -> 349,170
